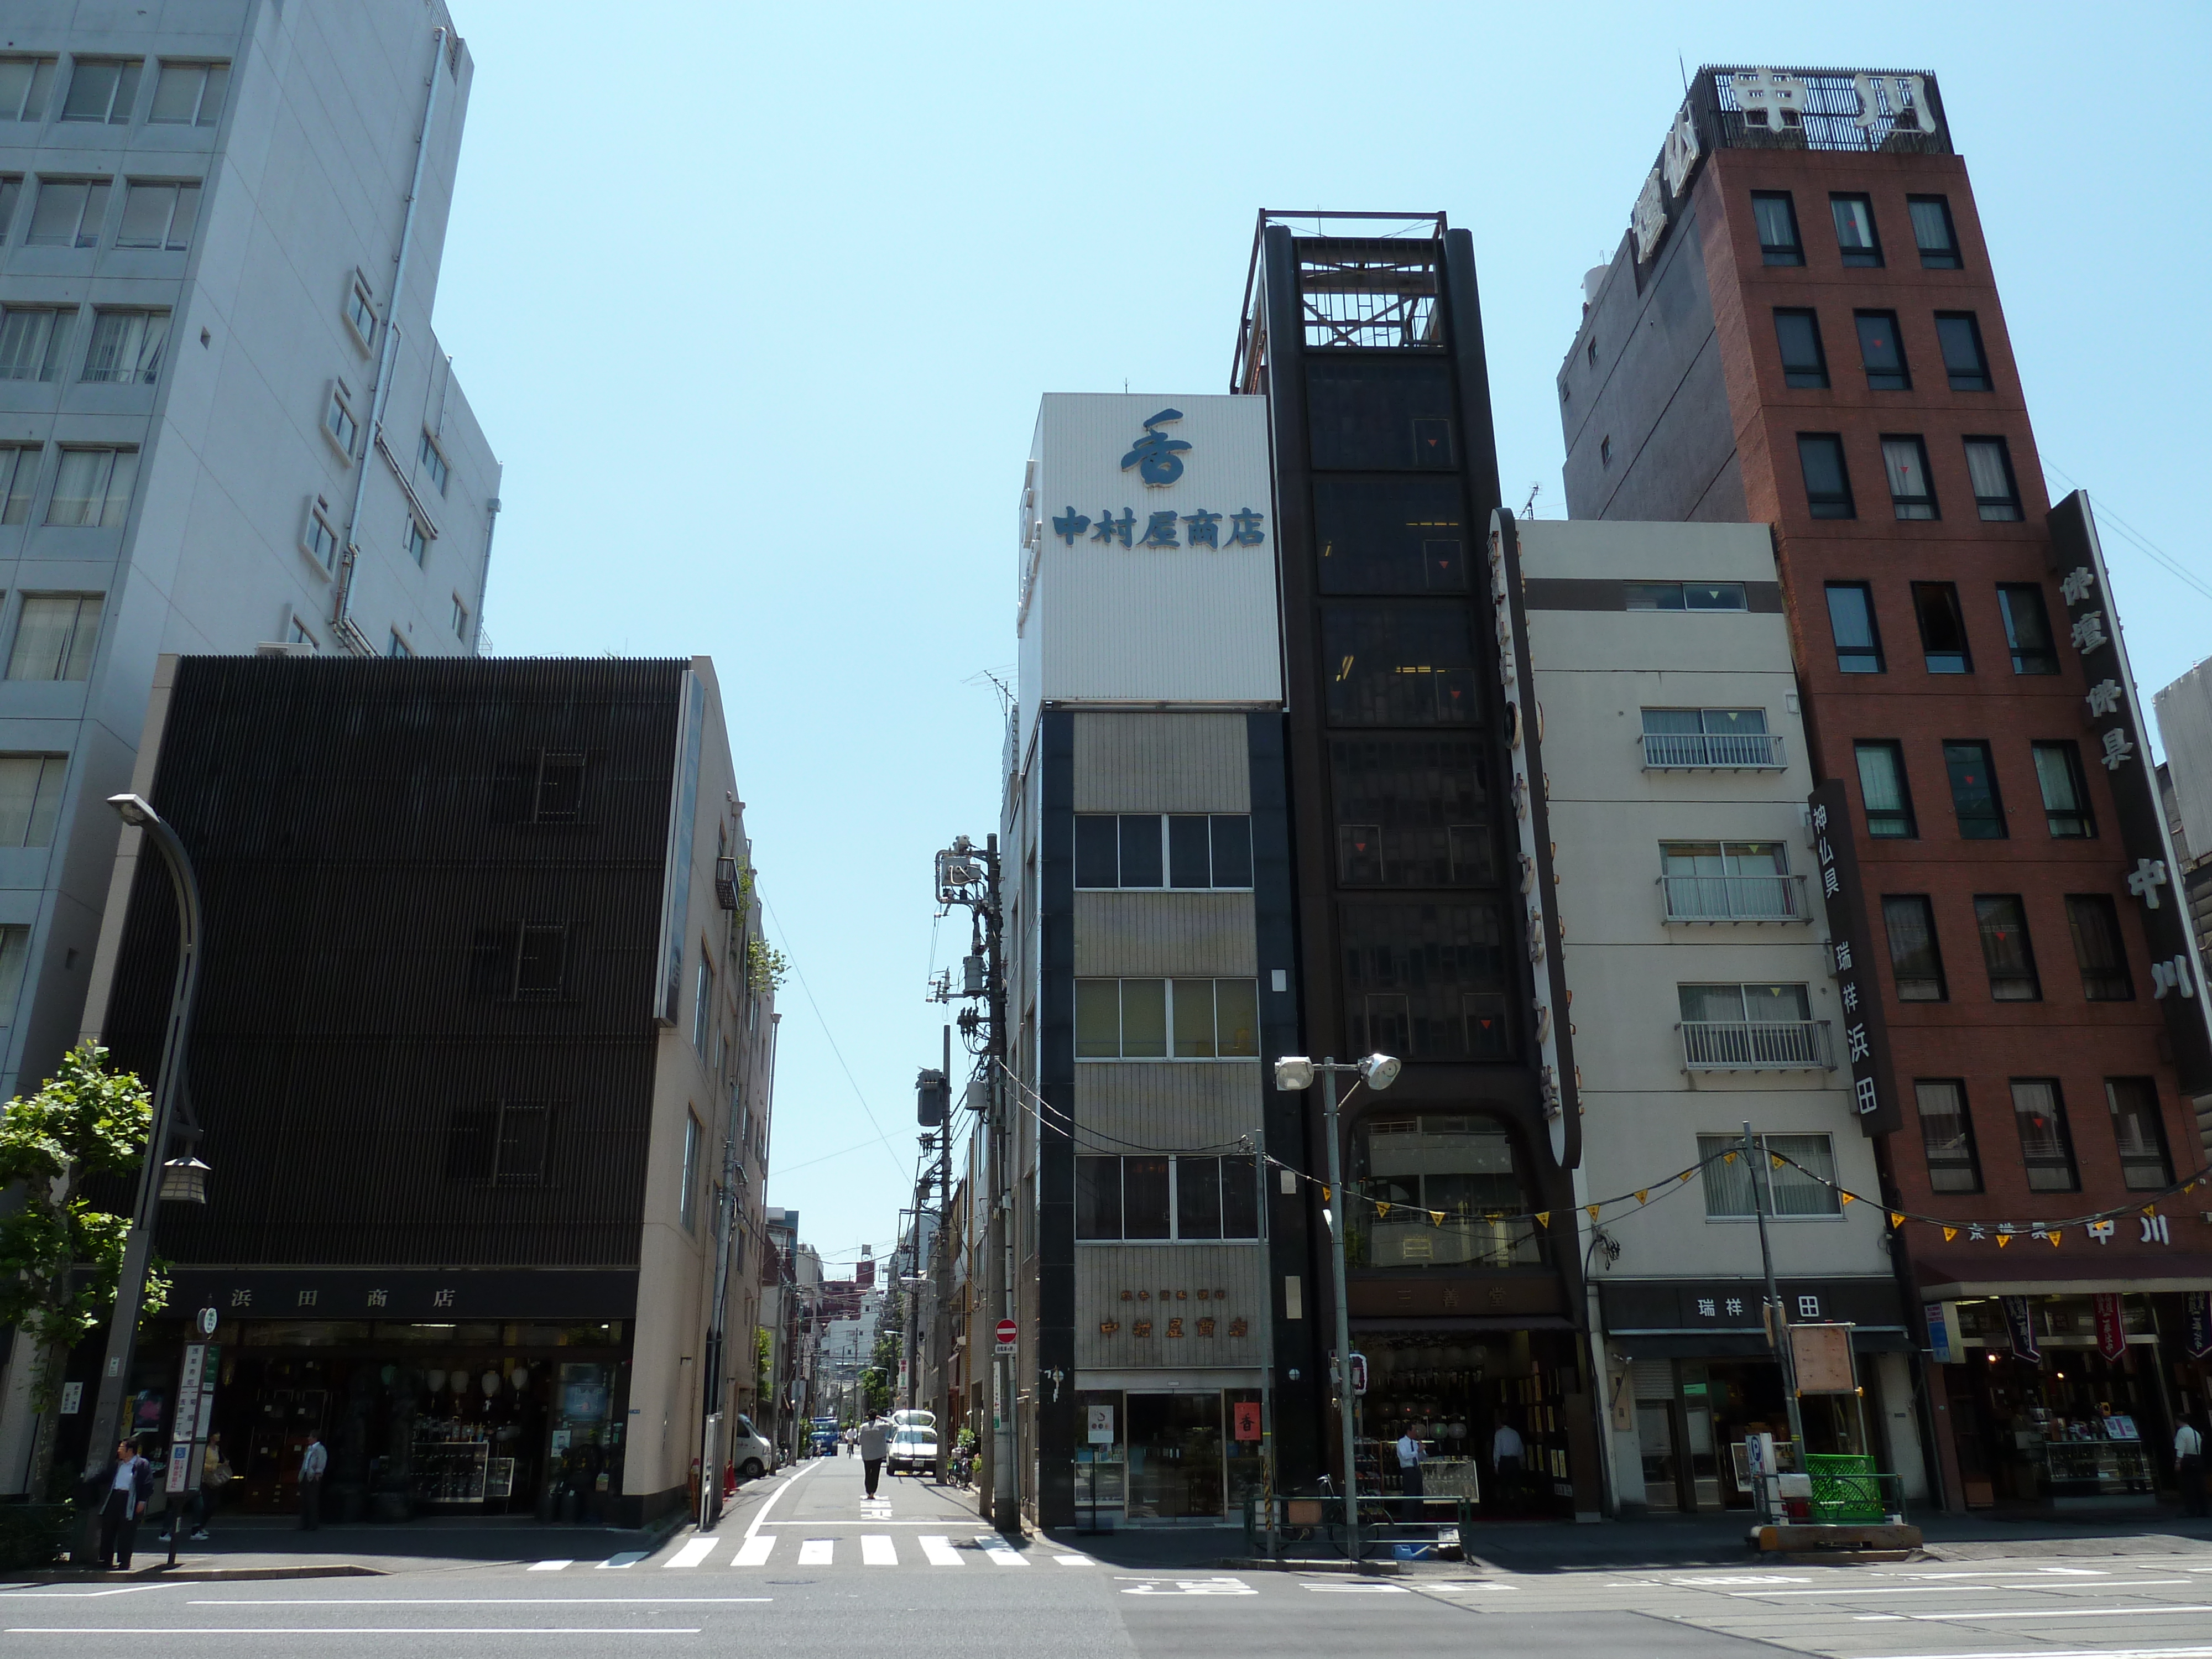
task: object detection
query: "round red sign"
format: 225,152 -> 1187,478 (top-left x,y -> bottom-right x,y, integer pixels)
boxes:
995,1319 -> 1019,1345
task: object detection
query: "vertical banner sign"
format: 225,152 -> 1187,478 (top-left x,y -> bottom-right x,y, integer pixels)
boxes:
2186,1291 -> 2212,1359
165,1343 -> 207,1494
1807,780 -> 1901,1135
2001,1295 -> 2041,1362
2048,494 -> 2212,1090
2093,1292 -> 2127,1362
1233,1401 -> 1262,1442
1924,1301 -> 1960,1364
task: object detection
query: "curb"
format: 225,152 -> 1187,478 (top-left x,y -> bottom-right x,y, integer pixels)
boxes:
15,1564 -> 383,1583
1219,1556 -> 1406,1576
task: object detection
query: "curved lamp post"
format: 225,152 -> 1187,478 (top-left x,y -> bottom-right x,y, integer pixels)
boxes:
83,792 -> 206,1470
1274,1052 -> 1399,1562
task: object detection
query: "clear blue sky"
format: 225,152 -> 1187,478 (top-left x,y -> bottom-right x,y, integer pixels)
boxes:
436,2 -> 2211,1277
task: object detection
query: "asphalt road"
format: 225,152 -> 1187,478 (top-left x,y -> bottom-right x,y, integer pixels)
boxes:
9,1454 -> 2212,1659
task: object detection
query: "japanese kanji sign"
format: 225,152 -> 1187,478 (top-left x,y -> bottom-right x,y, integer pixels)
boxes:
1808,779 -> 1900,1135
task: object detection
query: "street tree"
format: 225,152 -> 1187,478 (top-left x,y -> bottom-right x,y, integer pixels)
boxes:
0,1042 -> 169,1496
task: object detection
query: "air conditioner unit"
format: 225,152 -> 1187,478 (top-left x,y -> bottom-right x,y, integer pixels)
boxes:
254,642 -> 315,657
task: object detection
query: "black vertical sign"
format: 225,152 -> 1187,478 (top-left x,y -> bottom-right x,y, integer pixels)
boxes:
1809,779 -> 1902,1136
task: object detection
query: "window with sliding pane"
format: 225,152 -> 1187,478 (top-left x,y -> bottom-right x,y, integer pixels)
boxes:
2105,1079 -> 2171,1190
1855,313 -> 1910,390
1915,1080 -> 1981,1193
1997,585 -> 2056,672
1972,895 -> 2039,1001
1886,439 -> 1939,520
2010,1079 -> 2078,1192
2032,742 -> 2093,838
1908,196 -> 1961,268
1773,309 -> 1828,387
1882,895 -> 1946,1001
1856,742 -> 1914,837
2065,895 -> 2133,1000
1826,583 -> 1881,671
1943,741 -> 2004,839
1964,437 -> 2022,520
1911,582 -> 1968,670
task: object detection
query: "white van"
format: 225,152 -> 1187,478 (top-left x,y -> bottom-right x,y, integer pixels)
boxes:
728,1413 -> 776,1480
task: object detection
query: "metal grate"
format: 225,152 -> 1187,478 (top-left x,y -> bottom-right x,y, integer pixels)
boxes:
1680,1020 -> 1832,1070
1698,65 -> 1949,156
1232,210 -> 1448,391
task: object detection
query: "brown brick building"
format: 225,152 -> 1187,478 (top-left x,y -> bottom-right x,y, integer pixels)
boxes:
1561,67 -> 2212,1511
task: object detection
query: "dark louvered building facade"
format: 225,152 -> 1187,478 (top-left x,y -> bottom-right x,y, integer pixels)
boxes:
63,653 -> 773,1526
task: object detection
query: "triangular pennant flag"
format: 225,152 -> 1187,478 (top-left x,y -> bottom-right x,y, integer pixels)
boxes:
1321,1186 -> 1330,1205
1586,1204 -> 1601,1220
1839,1191 -> 1856,1206
1996,1233 -> 2011,1248
1723,1151 -> 1737,1165
2142,1204 -> 2158,1217
1429,1210 -> 1444,1227
1943,1226 -> 1958,1242
2047,1230 -> 2063,1247
1375,1202 -> 1392,1220
1635,1189 -> 1649,1204
1889,1212 -> 1906,1229
1771,1154 -> 1785,1169
1534,1211 -> 1551,1228
1679,1169 -> 1695,1183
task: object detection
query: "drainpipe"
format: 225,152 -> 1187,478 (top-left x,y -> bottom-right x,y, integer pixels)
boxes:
471,495 -> 499,653
333,25 -> 448,646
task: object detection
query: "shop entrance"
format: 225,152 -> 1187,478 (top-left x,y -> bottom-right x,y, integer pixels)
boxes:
1125,1393 -> 1223,1520
1352,1328 -> 1582,1517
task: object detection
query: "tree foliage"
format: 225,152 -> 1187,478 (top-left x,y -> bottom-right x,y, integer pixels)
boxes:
0,1043 -> 170,1415
864,1331 -> 898,1417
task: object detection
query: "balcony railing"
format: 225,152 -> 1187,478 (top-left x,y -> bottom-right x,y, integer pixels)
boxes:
1680,1020 -> 1832,1071
1640,731 -> 1786,769
1661,873 -> 1810,922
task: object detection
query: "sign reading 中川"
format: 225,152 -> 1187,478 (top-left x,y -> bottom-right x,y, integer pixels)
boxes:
1808,779 -> 1901,1136
2048,493 -> 2212,1095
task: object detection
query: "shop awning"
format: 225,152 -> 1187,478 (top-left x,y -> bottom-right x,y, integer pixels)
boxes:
1350,1316 -> 1578,1335
1607,1328 -> 1912,1360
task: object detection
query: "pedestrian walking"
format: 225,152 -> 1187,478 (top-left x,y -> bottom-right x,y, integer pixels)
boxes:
91,1439 -> 153,1570
2177,1415 -> 2206,1519
858,1416 -> 889,1499
157,1431 -> 231,1545
1395,1424 -> 1425,1499
297,1430 -> 328,1530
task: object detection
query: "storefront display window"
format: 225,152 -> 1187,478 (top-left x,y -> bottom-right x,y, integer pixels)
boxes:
1348,1112 -> 1542,1269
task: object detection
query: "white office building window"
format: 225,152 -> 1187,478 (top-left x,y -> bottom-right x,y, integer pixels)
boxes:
303,497 -> 339,570
114,181 -> 199,250
418,431 -> 448,495
404,515 -> 429,566
0,178 -> 19,243
324,385 -> 358,458
147,60 -> 227,127
0,58 -> 57,123
0,306 -> 75,381
45,447 -> 136,527
451,595 -> 468,638
1697,1133 -> 1842,1218
0,446 -> 38,524
345,276 -> 375,347
7,594 -> 102,681
25,178 -> 109,248
680,1112 -> 702,1230
0,922 -> 28,1022
81,309 -> 169,384
60,58 -> 139,124
0,754 -> 67,846
387,630 -> 411,659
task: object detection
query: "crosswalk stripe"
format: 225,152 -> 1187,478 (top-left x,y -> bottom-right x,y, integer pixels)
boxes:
597,1551 -> 648,1569
862,1535 -> 898,1566
798,1539 -> 835,1566
919,1536 -> 964,1567
1055,1555 -> 1094,1566
528,1560 -> 571,1572
975,1534 -> 1028,1567
665,1536 -> 718,1569
732,1537 -> 775,1567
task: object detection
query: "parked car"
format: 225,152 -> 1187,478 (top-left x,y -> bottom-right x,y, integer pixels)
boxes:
886,1425 -> 938,1476
729,1414 -> 777,1480
892,1409 -> 936,1431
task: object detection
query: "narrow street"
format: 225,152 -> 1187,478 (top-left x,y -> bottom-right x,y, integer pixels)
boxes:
11,1452 -> 2212,1659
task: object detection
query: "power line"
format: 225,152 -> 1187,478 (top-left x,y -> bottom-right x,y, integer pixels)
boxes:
760,895 -> 910,1182
2047,464 -> 2212,607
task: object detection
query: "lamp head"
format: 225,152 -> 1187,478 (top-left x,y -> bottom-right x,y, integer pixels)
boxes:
1358,1053 -> 1404,1091
109,792 -> 153,828
1273,1056 -> 1315,1092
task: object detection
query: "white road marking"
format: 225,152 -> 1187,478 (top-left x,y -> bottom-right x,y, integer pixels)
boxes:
743,1457 -> 817,1542
1681,1575 -> 1812,1586
976,1533 -> 1029,1567
1893,1605 -> 2212,1623
597,1551 -> 648,1569
733,1536 -> 775,1567
527,1561 -> 571,1572
1303,1583 -> 1409,1593
0,1587 -> 174,1599
919,1535 -> 965,1567
8,1631 -> 703,1637
190,1598 -> 769,1606
862,1535 -> 898,1566
1054,1554 -> 1093,1566
1119,1577 -> 1255,1596
664,1536 -> 718,1569
1735,1581 -> 2190,1598
797,1538 -> 836,1566
1865,1649 -> 2212,1659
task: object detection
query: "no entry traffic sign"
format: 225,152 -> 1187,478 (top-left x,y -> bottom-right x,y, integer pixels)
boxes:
995,1319 -> 1018,1352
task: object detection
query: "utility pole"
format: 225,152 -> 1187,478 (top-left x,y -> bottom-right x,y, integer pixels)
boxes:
932,832 -> 1012,1532
1744,1120 -> 1806,1449
934,1024 -> 953,1481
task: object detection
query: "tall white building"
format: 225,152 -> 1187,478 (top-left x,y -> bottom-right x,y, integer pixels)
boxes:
0,1 -> 499,1100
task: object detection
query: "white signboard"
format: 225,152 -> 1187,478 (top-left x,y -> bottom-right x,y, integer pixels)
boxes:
1088,1404 -> 1115,1446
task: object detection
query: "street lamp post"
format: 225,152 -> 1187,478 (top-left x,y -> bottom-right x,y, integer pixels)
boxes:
84,794 -> 206,1473
1274,1052 -> 1401,1563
